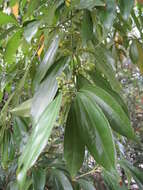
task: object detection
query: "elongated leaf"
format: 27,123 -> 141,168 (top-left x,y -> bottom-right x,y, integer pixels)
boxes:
74,0 -> 105,10
129,40 -> 139,64
64,104 -> 85,177
119,159 -> 143,189
35,34 -> 60,83
17,94 -> 62,188
89,70 -> 129,116
0,11 -> 17,25
81,86 -> 136,140
81,10 -> 93,43
4,29 -> 23,64
32,168 -> 46,190
31,57 -> 68,122
10,99 -> 32,117
23,0 -> 41,19
52,169 -> 73,190
98,0 -> 116,30
136,41 -> 143,74
73,92 -> 116,170
94,46 -> 121,93
103,170 -> 128,190
24,21 -> 40,43
78,179 -> 96,190
119,0 -> 134,20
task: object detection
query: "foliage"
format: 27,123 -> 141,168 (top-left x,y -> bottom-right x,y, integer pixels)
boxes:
0,0 -> 143,189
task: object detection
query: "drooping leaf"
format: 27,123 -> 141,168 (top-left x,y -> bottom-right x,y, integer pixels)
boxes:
103,170 -> 128,190
94,46 -> 121,93
81,10 -> 93,43
23,0 -> 41,19
24,21 -> 40,43
0,11 -> 18,25
73,92 -> 116,170
4,29 -> 23,64
10,99 -> 32,117
129,40 -> 139,64
31,57 -> 68,122
78,179 -> 96,190
119,159 -> 143,189
64,104 -> 85,177
136,40 -> 143,74
81,85 -> 136,140
98,0 -> 116,30
35,34 -> 60,84
17,94 -> 62,188
52,169 -> 73,190
32,168 -> 46,190
89,70 -> 129,116
119,0 -> 134,21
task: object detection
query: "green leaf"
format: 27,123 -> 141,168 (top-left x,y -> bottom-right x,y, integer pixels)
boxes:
94,46 -> 121,93
74,0 -> 105,10
98,0 -> 116,30
4,29 -> 23,64
64,104 -> 85,177
119,0 -> 134,21
52,169 -> 73,190
0,11 -> 17,25
81,85 -> 136,140
35,34 -> 60,84
129,40 -> 139,64
89,70 -> 129,116
81,10 -> 93,43
10,99 -> 32,117
31,57 -> 68,122
103,170 -> 128,190
1,130 -> 15,168
119,159 -> 143,189
135,40 -> 143,74
32,168 -> 46,190
73,92 -> 116,170
78,179 -> 96,190
9,0 -> 18,7
24,21 -> 40,43
23,0 -> 41,19
17,94 -> 62,188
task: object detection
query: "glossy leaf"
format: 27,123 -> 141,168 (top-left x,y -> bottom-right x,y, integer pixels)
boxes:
64,104 -> 85,177
119,0 -> 134,20
10,99 -> 32,117
81,85 -> 136,140
4,29 -> 23,64
35,34 -> 60,84
98,0 -> 116,30
17,94 -> 62,188
31,57 -> 68,122
89,70 -> 129,116
0,11 -> 17,25
24,21 -> 40,43
78,179 -> 96,190
73,92 -> 116,170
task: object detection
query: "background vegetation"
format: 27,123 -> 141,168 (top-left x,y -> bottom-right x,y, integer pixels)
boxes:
0,0 -> 143,189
